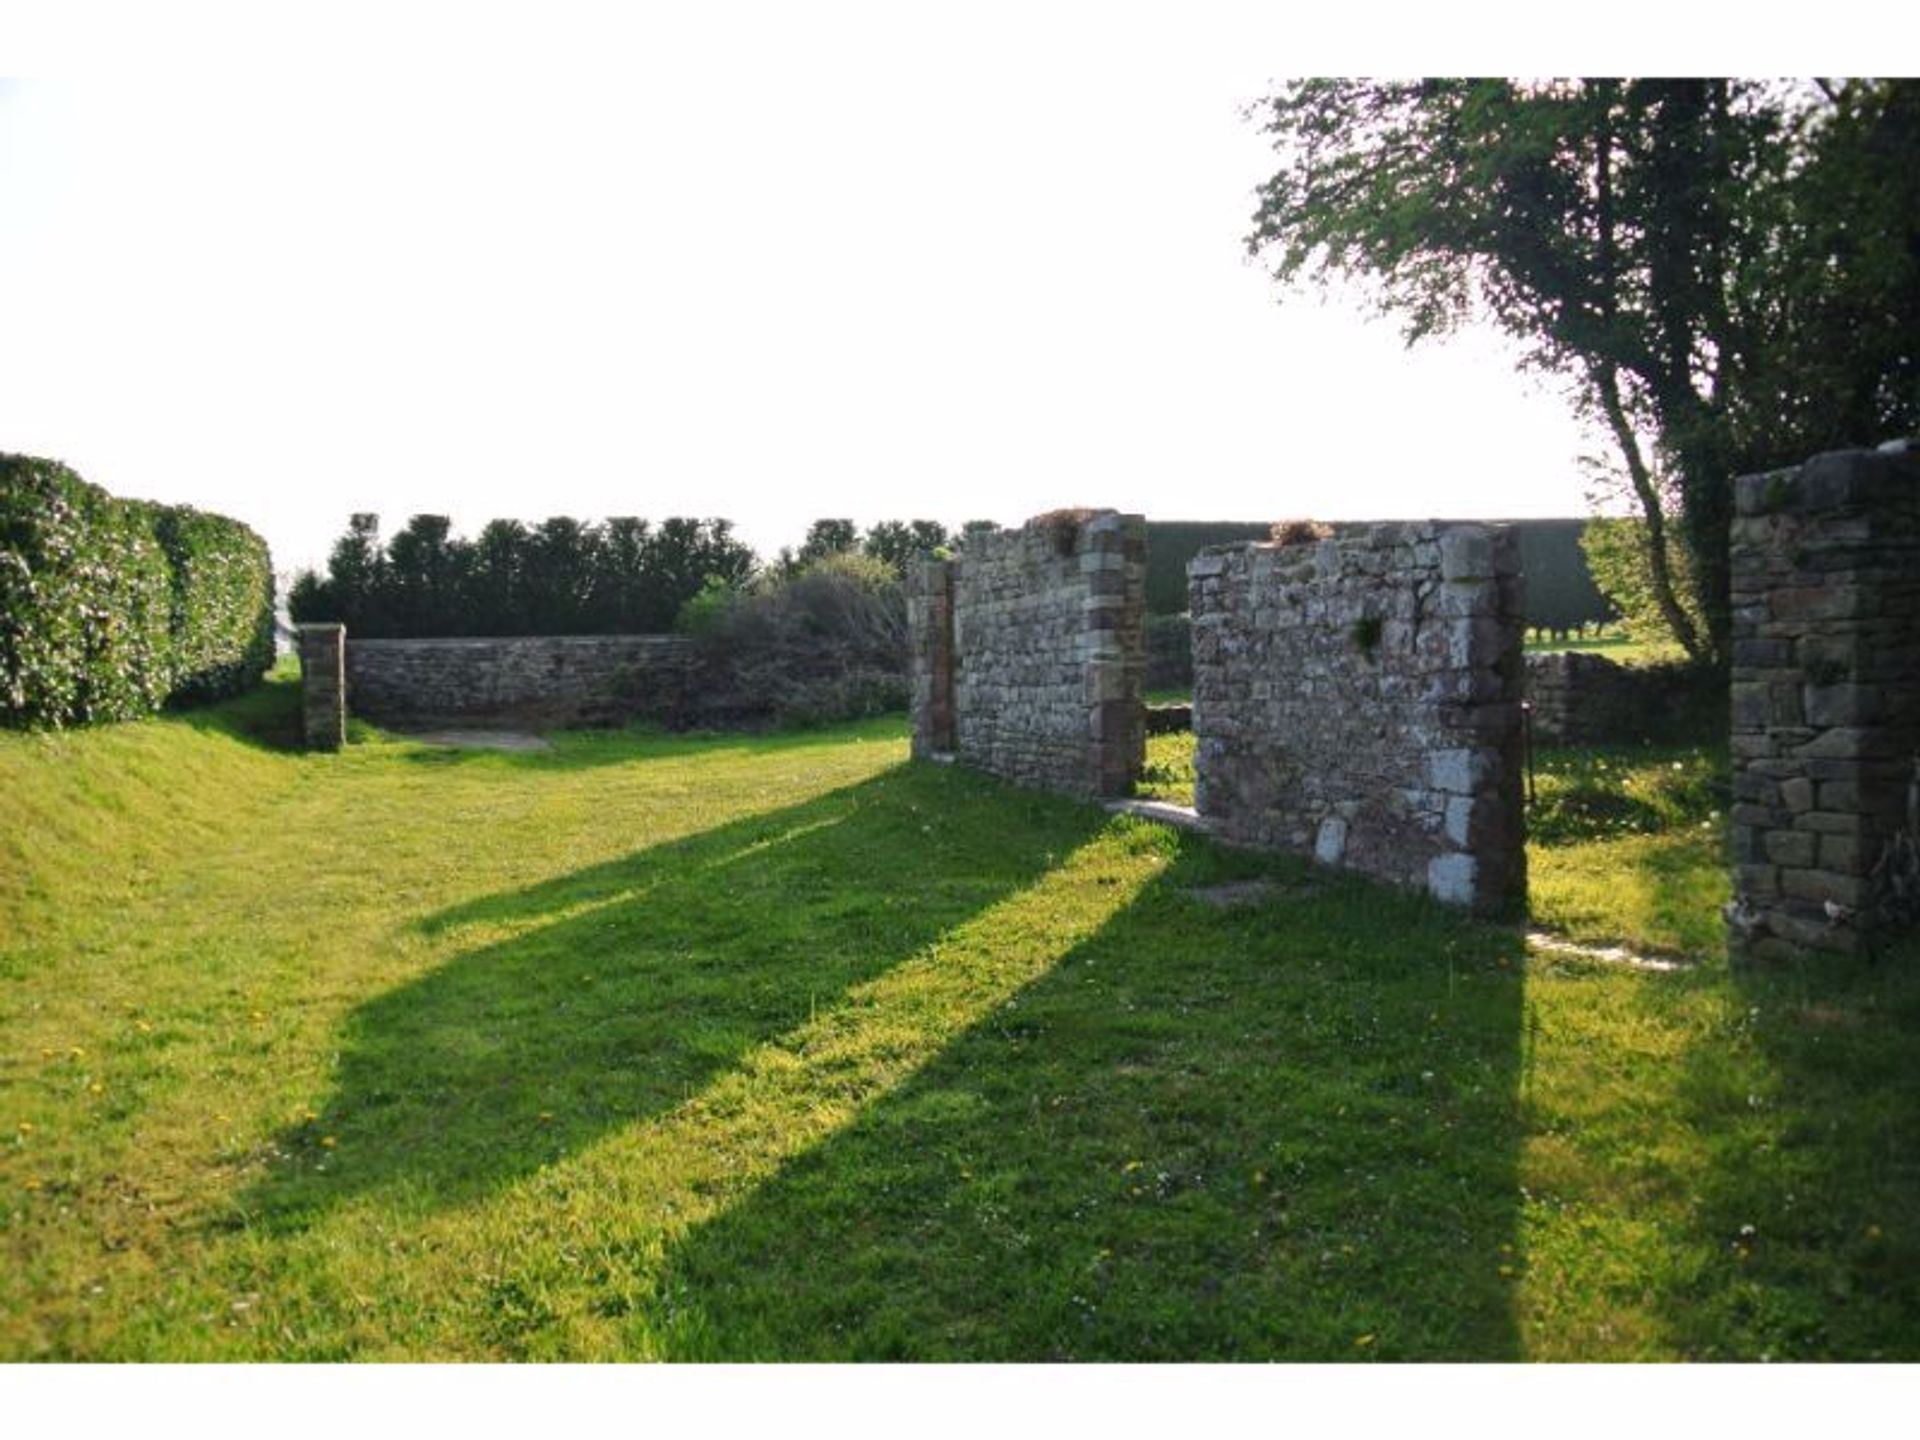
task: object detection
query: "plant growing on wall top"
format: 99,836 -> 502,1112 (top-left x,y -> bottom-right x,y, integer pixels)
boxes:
1029,508 -> 1097,557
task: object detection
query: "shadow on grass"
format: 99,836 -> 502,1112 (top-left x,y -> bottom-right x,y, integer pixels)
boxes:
168,668 -> 306,753
1659,941 -> 1920,1359
387,714 -> 911,774
637,842 -> 1530,1361
238,762 -> 1106,1226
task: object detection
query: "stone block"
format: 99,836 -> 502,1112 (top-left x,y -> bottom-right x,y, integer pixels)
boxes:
1764,829 -> 1818,868
1438,527 -> 1494,582
1426,853 -> 1478,907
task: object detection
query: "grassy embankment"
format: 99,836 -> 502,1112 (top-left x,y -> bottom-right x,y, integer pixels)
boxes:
3,670 -> 1916,1359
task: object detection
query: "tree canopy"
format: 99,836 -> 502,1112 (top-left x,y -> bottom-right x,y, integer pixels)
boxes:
1246,78 -> 1920,663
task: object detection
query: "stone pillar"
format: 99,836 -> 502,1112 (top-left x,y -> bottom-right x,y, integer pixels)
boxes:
1081,512 -> 1147,797
298,623 -> 346,751
908,557 -> 956,758
1728,441 -> 1920,961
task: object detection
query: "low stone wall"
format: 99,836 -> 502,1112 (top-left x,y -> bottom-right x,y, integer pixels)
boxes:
910,511 -> 1147,798
344,635 -> 695,729
1728,442 -> 1920,961
297,624 -> 345,751
1189,523 -> 1526,915
1524,651 -> 1696,746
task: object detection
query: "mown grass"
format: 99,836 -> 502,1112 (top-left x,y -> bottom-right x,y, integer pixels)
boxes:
3,674 -> 1917,1360
1523,631 -> 1686,667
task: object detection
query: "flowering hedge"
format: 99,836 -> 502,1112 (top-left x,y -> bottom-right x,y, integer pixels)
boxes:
0,454 -> 274,728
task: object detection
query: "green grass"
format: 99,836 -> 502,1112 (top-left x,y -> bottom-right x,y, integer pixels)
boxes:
1526,742 -> 1730,957
1524,630 -> 1686,666
3,674 -> 1917,1359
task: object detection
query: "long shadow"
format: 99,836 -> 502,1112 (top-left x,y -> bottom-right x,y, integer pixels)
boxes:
640,841 -> 1529,1361
167,669 -> 307,753
1661,939 -> 1920,1359
387,714 -> 911,776
240,761 -> 1105,1226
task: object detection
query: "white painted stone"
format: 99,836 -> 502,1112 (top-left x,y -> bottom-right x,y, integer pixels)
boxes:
1314,816 -> 1348,864
1427,853 -> 1478,906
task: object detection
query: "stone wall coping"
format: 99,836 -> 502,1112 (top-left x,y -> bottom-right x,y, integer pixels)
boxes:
347,634 -> 690,649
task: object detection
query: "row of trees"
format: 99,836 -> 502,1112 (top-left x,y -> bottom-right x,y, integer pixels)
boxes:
287,513 -> 967,638
1248,78 -> 1920,665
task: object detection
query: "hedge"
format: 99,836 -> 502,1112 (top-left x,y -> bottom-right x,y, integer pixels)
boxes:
0,454 -> 275,729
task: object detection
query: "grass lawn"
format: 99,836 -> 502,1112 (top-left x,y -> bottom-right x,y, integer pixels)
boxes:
1523,633 -> 1686,666
3,672 -> 1917,1360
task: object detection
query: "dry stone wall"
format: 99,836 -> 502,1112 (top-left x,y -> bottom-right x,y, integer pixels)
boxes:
1188,524 -> 1526,915
910,512 -> 1146,797
1728,442 -> 1920,961
1524,651 -> 1696,746
345,635 -> 694,729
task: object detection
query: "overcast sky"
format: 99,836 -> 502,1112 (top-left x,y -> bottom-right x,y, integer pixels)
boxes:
0,5 -> 1868,576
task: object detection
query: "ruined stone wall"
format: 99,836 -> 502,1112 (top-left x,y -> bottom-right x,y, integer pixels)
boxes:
910,512 -> 1146,797
1728,442 -> 1920,961
1189,524 -> 1526,914
297,623 -> 345,751
345,635 -> 694,729
1524,651 -> 1697,746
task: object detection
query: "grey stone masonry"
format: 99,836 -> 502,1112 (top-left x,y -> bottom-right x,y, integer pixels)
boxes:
1727,441 -> 1920,961
1189,523 -> 1527,915
909,511 -> 1147,797
908,558 -> 956,758
298,623 -> 346,751
345,635 -> 695,730
1524,651 -> 1694,746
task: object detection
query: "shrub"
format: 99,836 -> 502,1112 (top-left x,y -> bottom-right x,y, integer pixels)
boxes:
1,454 -> 274,729
687,551 -> 908,727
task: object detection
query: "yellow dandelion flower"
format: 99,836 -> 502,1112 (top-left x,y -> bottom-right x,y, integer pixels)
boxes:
17,1121 -> 34,1134
320,1136 -> 337,1149
68,1047 -> 85,1060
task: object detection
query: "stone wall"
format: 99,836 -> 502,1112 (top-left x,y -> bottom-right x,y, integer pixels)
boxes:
910,511 -> 1147,797
1524,651 -> 1696,746
345,635 -> 695,729
297,623 -> 346,751
1728,442 -> 1920,961
1189,524 -> 1526,915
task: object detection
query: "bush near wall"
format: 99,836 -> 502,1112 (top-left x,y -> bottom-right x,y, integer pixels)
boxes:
682,552 -> 910,728
0,454 -> 274,729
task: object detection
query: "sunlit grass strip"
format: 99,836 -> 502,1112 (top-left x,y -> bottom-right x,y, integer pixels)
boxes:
185,821 -> 1168,1359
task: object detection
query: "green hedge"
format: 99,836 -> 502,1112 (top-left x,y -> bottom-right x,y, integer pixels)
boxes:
1,454 -> 274,728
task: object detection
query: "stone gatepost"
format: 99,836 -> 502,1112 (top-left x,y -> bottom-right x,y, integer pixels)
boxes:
298,623 -> 346,751
908,557 -> 957,758
1081,513 -> 1148,797
1728,441 -> 1920,961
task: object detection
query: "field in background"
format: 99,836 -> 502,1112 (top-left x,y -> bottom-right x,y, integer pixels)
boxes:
3,674 -> 1915,1360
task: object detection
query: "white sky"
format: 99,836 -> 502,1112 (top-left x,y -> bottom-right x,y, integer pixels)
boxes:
0,4 -> 1877,577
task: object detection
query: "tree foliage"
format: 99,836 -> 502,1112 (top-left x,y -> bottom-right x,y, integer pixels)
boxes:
1582,512 -> 1705,650
288,513 -> 755,637
1247,78 -> 1920,665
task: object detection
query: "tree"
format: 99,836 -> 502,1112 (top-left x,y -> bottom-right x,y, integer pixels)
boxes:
1582,513 -> 1705,653
861,519 -> 953,576
1246,79 -> 1920,666
796,518 -> 859,569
